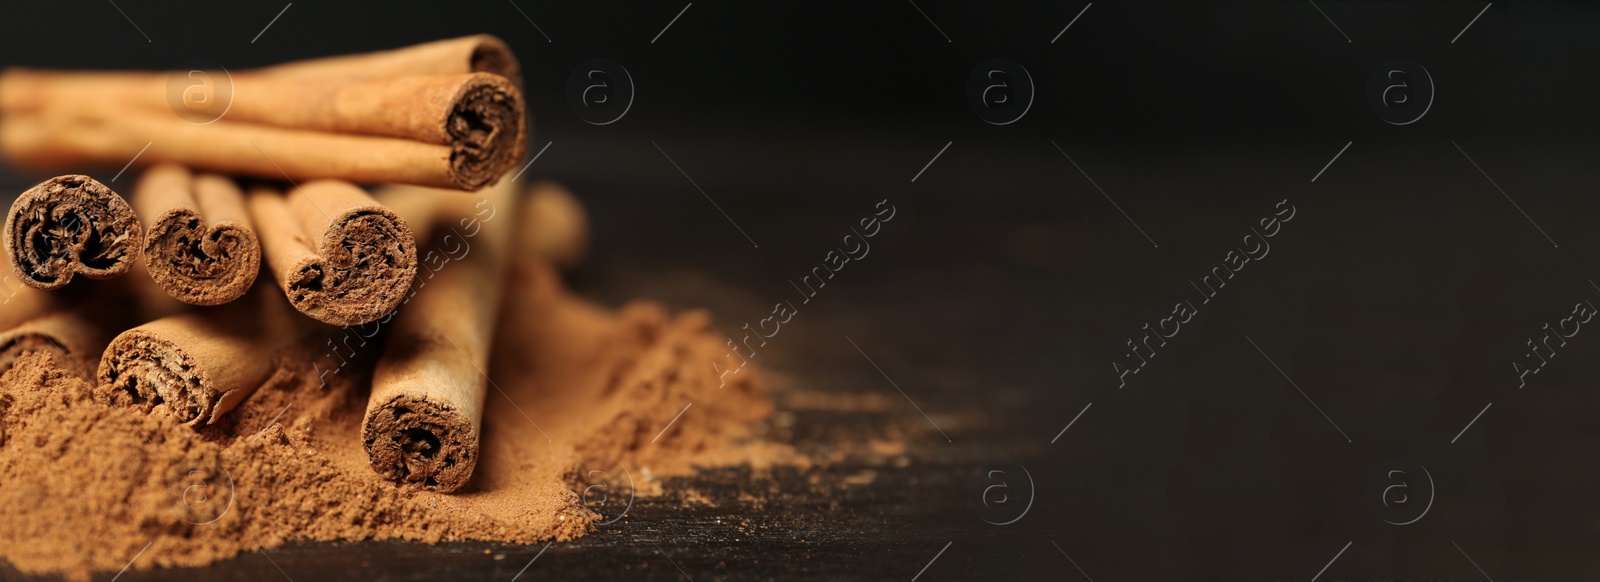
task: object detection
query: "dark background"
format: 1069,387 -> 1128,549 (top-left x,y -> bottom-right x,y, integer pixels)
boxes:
5,1 -> 1600,580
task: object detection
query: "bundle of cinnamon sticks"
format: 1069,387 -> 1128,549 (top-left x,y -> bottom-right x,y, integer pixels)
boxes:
0,36 -> 589,494
0,35 -> 526,190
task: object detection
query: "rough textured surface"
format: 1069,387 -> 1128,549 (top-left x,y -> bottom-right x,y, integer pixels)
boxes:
250,180 -> 417,326
0,249 -> 776,581
95,290 -> 305,427
0,309 -> 107,381
363,393 -> 481,491
3,174 -> 141,290
137,166 -> 260,306
442,74 -> 525,191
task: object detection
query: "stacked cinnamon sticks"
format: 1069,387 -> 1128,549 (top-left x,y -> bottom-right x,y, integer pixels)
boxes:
0,35 -> 526,190
0,36 -> 582,494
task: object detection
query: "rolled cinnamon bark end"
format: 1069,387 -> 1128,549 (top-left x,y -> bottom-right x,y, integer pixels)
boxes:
250,181 -> 416,326
446,74 -> 526,191
97,321 -> 219,425
136,165 -> 260,306
3,175 -> 142,290
0,310 -> 113,380
94,304 -> 289,426
363,389 -> 481,492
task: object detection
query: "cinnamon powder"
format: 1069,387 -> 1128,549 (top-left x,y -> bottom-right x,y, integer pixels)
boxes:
0,250 -> 778,580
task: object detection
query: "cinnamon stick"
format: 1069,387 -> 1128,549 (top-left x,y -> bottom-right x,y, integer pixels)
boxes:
0,309 -> 115,381
95,288 -> 304,426
1,107 -> 510,190
0,255 -> 62,331
0,72 -> 526,189
522,181 -> 590,269
0,246 -> 179,377
258,34 -> 522,87
3,175 -> 142,290
361,175 -> 517,492
0,36 -> 520,111
231,73 -> 525,172
134,164 -> 260,306
375,179 -> 590,269
249,180 -> 416,326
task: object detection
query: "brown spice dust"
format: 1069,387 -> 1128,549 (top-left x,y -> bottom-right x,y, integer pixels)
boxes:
0,253 -> 778,580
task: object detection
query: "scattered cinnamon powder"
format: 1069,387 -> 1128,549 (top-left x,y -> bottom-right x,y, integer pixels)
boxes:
0,248 -> 781,580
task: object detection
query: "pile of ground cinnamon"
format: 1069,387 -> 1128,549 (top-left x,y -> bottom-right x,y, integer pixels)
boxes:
0,249 -> 777,580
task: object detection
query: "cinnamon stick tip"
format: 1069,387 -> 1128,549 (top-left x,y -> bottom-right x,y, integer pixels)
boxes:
446,73 -> 527,191
95,328 -> 213,426
143,207 -> 262,306
4,174 -> 143,290
362,394 -> 480,492
282,197 -> 416,326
